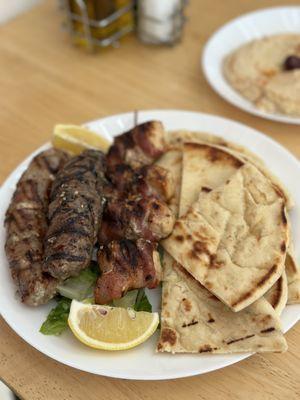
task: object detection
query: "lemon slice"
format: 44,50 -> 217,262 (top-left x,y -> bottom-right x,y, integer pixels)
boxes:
68,300 -> 159,351
52,124 -> 111,155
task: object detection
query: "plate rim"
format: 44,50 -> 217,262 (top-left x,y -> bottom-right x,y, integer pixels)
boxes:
201,5 -> 300,125
0,109 -> 299,380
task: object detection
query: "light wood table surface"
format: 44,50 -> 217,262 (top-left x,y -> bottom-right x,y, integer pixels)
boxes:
0,0 -> 299,399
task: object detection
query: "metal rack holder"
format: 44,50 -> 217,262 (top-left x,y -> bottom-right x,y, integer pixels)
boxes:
59,0 -> 187,51
59,0 -> 135,51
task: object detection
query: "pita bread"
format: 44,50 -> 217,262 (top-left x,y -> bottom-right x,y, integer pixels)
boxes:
285,250 -> 300,304
163,163 -> 289,312
264,271 -> 288,315
179,142 -> 288,313
167,130 -> 293,210
179,143 -> 243,217
157,253 -> 287,354
156,149 -> 182,216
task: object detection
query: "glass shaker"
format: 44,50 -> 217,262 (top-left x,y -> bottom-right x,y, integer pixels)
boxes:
137,0 -> 187,45
61,0 -> 135,51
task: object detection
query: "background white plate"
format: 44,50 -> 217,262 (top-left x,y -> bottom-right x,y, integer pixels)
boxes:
202,6 -> 300,125
0,110 -> 299,380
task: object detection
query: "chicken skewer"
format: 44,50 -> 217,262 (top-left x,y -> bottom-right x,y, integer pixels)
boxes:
5,148 -> 69,306
95,239 -> 162,305
43,150 -> 106,280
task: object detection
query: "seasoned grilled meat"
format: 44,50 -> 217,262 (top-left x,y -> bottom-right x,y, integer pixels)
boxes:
107,163 -> 175,202
43,150 -> 106,280
95,239 -> 162,304
106,121 -> 166,170
99,162 -> 175,244
98,192 -> 175,244
5,148 -> 69,306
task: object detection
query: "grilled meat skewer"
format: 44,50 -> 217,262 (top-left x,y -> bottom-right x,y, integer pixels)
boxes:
99,163 -> 175,244
95,239 -> 162,304
5,149 -> 69,306
43,150 -> 106,280
107,163 -> 175,202
98,192 -> 175,244
96,121 -> 172,301
106,121 -> 166,170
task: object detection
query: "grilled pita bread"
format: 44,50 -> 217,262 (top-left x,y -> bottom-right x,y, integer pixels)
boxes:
264,272 -> 288,315
285,250 -> 300,304
163,163 -> 289,312
156,149 -> 182,216
179,142 -> 288,313
179,143 -> 243,217
157,253 -> 287,353
167,130 -> 265,167
167,130 -> 293,210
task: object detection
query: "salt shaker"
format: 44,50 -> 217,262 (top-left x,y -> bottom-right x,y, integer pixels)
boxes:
137,0 -> 186,45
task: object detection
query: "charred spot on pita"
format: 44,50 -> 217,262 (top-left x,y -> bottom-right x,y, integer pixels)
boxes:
198,344 -> 215,353
182,298 -> 192,312
280,242 -> 286,253
260,327 -> 275,333
157,342 -> 163,351
182,319 -> 198,328
207,313 -> 215,323
175,235 -> 184,242
193,240 -> 209,254
226,334 -> 255,345
231,265 -> 277,308
161,328 -> 177,346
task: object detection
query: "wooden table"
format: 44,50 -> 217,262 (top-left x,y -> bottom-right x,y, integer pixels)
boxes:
0,0 -> 299,399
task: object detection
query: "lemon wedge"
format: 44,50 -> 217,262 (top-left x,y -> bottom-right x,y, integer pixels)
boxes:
68,300 -> 159,351
52,124 -> 111,155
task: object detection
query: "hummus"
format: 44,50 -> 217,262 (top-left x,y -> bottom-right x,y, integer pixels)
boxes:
223,34 -> 300,117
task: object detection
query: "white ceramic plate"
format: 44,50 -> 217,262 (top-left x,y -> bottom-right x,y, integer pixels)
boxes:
0,110 -> 299,380
202,6 -> 300,124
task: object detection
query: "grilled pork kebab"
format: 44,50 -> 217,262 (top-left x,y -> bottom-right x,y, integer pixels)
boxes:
99,121 -> 175,244
106,120 -> 166,171
43,150 -> 106,280
5,149 -> 69,306
95,239 -> 162,304
99,163 -> 175,243
95,121 -> 175,304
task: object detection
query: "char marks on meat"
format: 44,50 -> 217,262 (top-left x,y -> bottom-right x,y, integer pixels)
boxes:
95,239 -> 162,304
106,121 -> 166,170
98,191 -> 175,243
95,121 -> 174,304
99,122 -> 175,245
43,150 -> 106,280
106,163 -> 175,201
5,148 -> 69,306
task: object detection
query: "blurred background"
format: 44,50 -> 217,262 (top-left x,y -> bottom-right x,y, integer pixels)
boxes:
0,0 -> 41,24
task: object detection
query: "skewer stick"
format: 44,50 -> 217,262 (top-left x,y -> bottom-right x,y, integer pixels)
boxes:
134,110 -> 139,127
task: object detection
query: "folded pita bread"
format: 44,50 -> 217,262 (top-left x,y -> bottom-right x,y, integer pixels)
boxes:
157,253 -> 287,353
167,130 -> 265,167
264,271 -> 288,315
156,149 -> 182,217
285,250 -> 300,304
161,133 -> 294,310
163,163 -> 289,312
167,130 -> 293,210
179,142 -> 288,314
179,143 -> 243,217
